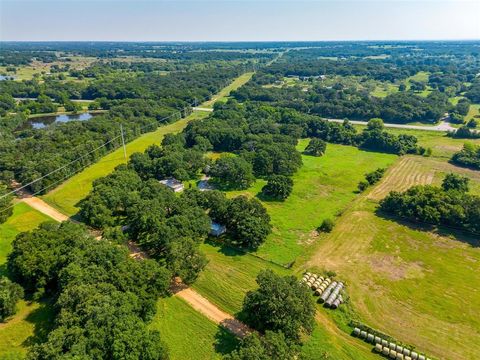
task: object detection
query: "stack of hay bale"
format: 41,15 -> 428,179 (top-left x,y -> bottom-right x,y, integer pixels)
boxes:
301,272 -> 345,310
352,327 -> 431,360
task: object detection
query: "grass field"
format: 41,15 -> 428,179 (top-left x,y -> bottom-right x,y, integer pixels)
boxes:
42,72 -> 254,216
465,103 -> 480,123
0,203 -> 53,359
304,155 -> 480,360
193,241 -> 290,315
227,140 -> 397,265
149,296 -> 238,360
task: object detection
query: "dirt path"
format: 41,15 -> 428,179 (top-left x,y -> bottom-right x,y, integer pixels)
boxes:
21,196 -> 69,222
20,194 -> 251,338
174,286 -> 251,338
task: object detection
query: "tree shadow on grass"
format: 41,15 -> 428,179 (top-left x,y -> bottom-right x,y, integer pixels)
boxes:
205,238 -> 249,258
22,299 -> 56,348
214,326 -> 240,356
376,210 -> 480,248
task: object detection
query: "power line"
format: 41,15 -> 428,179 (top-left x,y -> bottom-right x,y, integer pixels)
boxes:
0,101 -> 197,201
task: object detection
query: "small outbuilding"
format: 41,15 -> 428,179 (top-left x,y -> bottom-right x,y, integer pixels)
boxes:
198,179 -> 215,191
210,222 -> 226,237
159,178 -> 184,192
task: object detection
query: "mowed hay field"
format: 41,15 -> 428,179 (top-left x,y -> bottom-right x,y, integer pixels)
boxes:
0,203 -> 54,359
304,155 -> 480,360
42,72 -> 254,216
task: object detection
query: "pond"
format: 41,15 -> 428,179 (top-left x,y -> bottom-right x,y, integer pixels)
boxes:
0,75 -> 16,80
22,112 -> 100,130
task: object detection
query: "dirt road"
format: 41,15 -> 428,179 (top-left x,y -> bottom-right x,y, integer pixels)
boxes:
20,195 -> 251,338
22,196 -> 69,222
175,287 -> 251,338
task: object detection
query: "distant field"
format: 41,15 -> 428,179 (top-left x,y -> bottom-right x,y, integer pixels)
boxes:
0,203 -> 53,359
227,141 -> 397,265
42,72 -> 254,216
149,296 -> 238,360
304,155 -> 480,360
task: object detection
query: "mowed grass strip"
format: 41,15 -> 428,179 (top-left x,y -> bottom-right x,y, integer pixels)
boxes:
42,72 -> 254,216
149,296 -> 238,360
305,157 -> 480,359
0,202 -> 54,359
228,140 -> 397,265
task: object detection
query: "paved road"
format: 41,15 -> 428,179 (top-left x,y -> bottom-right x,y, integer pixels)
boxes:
326,118 -> 457,132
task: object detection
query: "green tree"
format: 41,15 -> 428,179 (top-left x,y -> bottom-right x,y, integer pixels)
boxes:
224,196 -> 272,249
210,156 -> 255,190
224,331 -> 299,360
0,184 -> 13,224
165,237 -> 208,284
442,173 -> 470,193
261,175 -> 293,200
0,277 -> 24,322
242,270 -> 315,341
304,138 -> 327,157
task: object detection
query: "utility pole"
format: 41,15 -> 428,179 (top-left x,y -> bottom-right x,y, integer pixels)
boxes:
120,124 -> 127,160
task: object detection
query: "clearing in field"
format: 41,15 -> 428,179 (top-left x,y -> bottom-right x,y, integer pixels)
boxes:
304,155 -> 480,360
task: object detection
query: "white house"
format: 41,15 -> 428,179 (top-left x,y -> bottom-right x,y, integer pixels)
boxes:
159,178 -> 184,192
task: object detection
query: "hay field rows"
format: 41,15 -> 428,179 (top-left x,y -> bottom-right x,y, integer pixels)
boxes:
304,155 -> 480,360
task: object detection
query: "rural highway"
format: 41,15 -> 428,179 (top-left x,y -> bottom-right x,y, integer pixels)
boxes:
326,118 -> 458,132
192,106 -> 461,133
19,195 -> 251,338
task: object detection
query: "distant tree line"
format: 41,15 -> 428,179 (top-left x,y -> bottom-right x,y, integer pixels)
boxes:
0,66 -> 242,194
379,174 -> 480,234
451,143 -> 480,170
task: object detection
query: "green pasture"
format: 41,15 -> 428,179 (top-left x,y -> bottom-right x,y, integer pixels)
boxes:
0,202 -> 53,359
150,296 -> 238,360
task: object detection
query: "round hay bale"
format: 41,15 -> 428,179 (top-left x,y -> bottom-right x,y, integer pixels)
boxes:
382,347 -> 390,356
396,345 -> 403,353
405,357 -> 412,360
389,350 -> 397,359
374,336 -> 382,344
418,356 -> 425,360
374,344 -> 383,352
366,334 -> 374,343
389,343 -> 396,350
382,340 -> 388,347
352,328 -> 361,337
396,354 -> 404,360
403,349 -> 411,356
305,272 -> 312,277
314,289 -> 323,296
410,351 -> 418,359
360,330 -> 367,339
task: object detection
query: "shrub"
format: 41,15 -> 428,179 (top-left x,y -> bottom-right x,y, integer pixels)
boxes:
0,277 -> 24,322
318,218 -> 334,233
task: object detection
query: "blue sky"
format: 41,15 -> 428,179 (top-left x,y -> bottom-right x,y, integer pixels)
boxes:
1,0 -> 479,41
